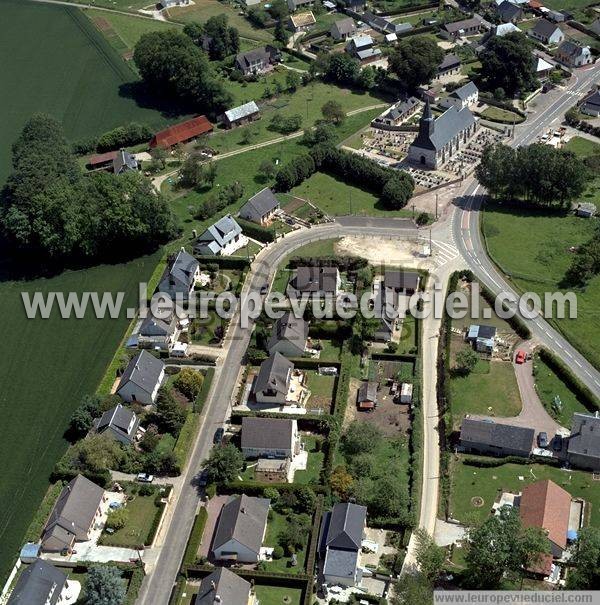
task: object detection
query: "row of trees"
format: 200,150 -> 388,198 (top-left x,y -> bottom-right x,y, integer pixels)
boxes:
0,114 -> 179,262
476,143 -> 590,207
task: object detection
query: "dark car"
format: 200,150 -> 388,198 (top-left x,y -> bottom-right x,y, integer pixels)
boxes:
537,431 -> 549,448
198,469 -> 209,487
553,434 -> 563,451
260,284 -> 269,295
213,427 -> 225,445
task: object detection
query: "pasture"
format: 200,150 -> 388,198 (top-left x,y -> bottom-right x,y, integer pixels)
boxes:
0,0 -> 177,184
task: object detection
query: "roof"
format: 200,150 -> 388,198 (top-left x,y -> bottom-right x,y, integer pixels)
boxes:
568,412 -> 600,459
526,552 -> 554,576
324,548 -> 359,580
349,34 -> 374,49
468,324 -> 497,339
519,480 -> 571,549
195,568 -> 250,605
411,101 -> 476,152
162,248 -> 199,290
385,33 -> 398,42
7,559 -> 67,605
239,188 -> 280,221
236,47 -> 271,70
536,56 -> 554,72
139,313 -> 176,338
42,475 -> 105,550
332,17 -> 357,37
531,18 -> 561,38
88,150 -> 117,166
213,494 -> 270,555
225,101 -> 260,123
495,22 -> 520,35
443,17 -> 483,34
293,266 -> 338,294
267,311 -> 308,352
460,418 -> 535,453
357,381 -> 378,404
196,214 -> 243,252
395,22 -> 413,33
113,149 -> 138,174
558,40 -> 589,57
357,48 -> 382,60
118,350 -> 165,396
150,116 -> 213,148
438,54 -> 461,72
450,81 -> 479,101
497,1 -> 522,20
385,270 -> 420,291
583,90 -> 600,109
324,502 -> 367,550
94,404 -> 139,443
385,97 -> 419,121
254,352 -> 294,396
291,11 -> 316,27
241,416 -> 296,451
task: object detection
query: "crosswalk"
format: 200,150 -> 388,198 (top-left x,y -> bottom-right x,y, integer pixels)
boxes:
417,237 -> 460,267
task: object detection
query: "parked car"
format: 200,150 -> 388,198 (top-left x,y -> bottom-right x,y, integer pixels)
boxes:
198,469 -> 209,487
260,284 -> 269,295
136,473 -> 154,483
515,350 -> 526,364
213,427 -> 225,445
553,434 -> 563,451
537,432 -> 549,448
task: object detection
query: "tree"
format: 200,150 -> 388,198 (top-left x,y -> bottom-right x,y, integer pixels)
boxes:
204,162 -> 218,187
139,425 -> 161,453
174,369 -> 204,400
566,527 -> 600,589
204,443 -> 243,483
356,65 -> 377,90
278,514 -> 310,554
294,486 -> 316,513
342,421 -> 382,456
84,566 -> 126,605
198,15 -> 240,61
323,53 -> 360,85
391,574 -> 433,605
415,529 -> 445,582
150,146 -> 168,170
155,388 -> 187,437
274,19 -> 289,44
321,100 -> 345,124
381,174 -> 413,209
70,434 -> 125,474
388,36 -> 444,90
68,394 -> 102,438
454,348 -> 478,375
330,465 -> 354,498
105,508 -> 128,530
479,32 -> 537,97
370,477 -> 410,519
178,156 -> 205,189
259,159 -> 276,180
564,228 -> 600,288
286,70 -> 301,92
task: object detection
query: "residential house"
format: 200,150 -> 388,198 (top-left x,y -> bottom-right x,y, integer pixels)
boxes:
373,270 -> 420,341
290,11 -> 316,32
7,559 -> 73,605
235,46 -> 281,76
555,41 -> 593,67
112,149 -> 139,174
492,22 -> 521,37
287,266 -> 341,299
255,458 -> 290,483
195,568 -> 255,605
581,89 -> 600,117
212,494 -> 270,563
331,17 -> 357,41
407,100 -> 478,169
576,202 -> 597,218
138,313 -> 178,353
117,350 -> 166,405
371,97 -> 420,127
440,17 -> 485,40
194,214 -> 247,256
519,480 -> 572,557
92,404 -> 140,446
319,502 -> 367,587
158,248 -> 201,301
41,475 -> 106,553
529,19 -> 564,45
223,101 -> 261,129
465,324 -> 496,353
440,81 -> 479,111
239,188 -> 280,225
240,417 -> 300,458
546,8 -> 566,22
496,0 -> 523,23
459,418 -> 535,457
252,352 -> 294,406
149,116 -> 213,149
535,55 -> 555,79
363,11 -> 413,35
357,381 -> 378,410
346,35 -> 382,64
267,311 -> 309,357
436,54 -> 461,79
287,0 -> 313,11
567,412 -> 600,471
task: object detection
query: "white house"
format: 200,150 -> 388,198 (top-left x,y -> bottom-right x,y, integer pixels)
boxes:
194,214 -> 247,256
528,19 -> 564,45
117,350 -> 165,405
240,417 -> 300,459
440,81 -> 479,111
556,41 -> 593,67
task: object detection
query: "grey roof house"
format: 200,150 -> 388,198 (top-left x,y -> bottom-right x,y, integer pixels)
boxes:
253,352 -> 294,406
441,17 -> 485,40
235,46 -> 280,75
496,0 -> 523,22
372,97 -> 420,127
158,248 -> 200,301
440,81 -> 479,110
346,34 -> 382,63
528,19 -> 564,45
7,559 -> 69,605
319,502 -> 367,587
331,17 -> 357,41
460,418 -> 535,458
138,312 -> 178,353
241,416 -> 299,459
288,266 -> 340,299
581,89 -> 600,117
556,40 -> 592,67
267,311 -> 309,357
117,350 -> 166,405
373,270 -> 420,341
567,412 -> 600,471
436,53 -> 461,77
212,494 -> 270,563
41,475 -> 106,553
92,403 -> 140,446
195,567 -> 252,605
223,100 -> 261,129
194,214 -> 246,256
113,149 -> 139,175
239,188 -> 280,225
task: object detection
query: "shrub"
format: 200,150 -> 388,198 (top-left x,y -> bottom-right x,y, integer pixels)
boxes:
272,545 -> 284,559
182,508 -> 208,566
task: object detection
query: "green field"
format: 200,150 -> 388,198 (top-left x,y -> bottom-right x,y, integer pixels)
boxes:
0,251 -> 162,583
0,0 -> 180,184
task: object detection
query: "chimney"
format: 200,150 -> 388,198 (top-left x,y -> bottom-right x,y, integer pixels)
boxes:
215,595 -> 222,603
210,581 -> 216,591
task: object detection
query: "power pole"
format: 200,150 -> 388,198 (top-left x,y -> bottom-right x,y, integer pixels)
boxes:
435,193 -> 439,220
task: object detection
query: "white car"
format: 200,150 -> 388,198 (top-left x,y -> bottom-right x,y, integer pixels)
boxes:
136,473 -> 154,483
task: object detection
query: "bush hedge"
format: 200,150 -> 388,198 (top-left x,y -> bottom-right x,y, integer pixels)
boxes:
195,367 -> 215,413
182,507 -> 208,567
462,453 -> 560,468
197,255 -> 250,269
173,413 -> 200,472
236,217 -> 277,243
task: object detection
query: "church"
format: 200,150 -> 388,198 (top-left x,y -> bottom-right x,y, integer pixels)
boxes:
408,100 -> 478,169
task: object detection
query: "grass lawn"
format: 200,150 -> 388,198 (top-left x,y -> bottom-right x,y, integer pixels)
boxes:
397,314 -> 418,354
294,435 -> 325,485
450,357 -> 522,426
190,312 -> 227,345
448,456 -> 600,526
263,511 -> 308,573
306,371 -> 337,411
0,250 -> 162,583
315,338 -> 343,361
254,585 -> 304,605
0,0 -> 182,184
482,197 -> 600,369
480,106 -> 524,124
290,172 -> 414,218
533,354 -> 591,427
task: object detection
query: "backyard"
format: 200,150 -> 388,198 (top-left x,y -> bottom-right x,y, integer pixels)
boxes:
294,435 -> 325,485
306,371 -> 337,411
263,510 -> 308,573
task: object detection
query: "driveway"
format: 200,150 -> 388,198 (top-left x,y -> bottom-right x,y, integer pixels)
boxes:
199,496 -> 228,558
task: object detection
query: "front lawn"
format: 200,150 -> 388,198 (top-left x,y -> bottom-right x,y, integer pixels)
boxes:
263,510 -> 308,573
448,456 -> 600,526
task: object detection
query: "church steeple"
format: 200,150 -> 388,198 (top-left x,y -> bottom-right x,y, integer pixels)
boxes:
420,99 -> 435,136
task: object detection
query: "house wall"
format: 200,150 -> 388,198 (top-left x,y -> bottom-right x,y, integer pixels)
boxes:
242,446 -> 292,458
255,390 -> 288,406
213,538 -> 259,563
567,452 -> 600,472
461,440 -> 530,458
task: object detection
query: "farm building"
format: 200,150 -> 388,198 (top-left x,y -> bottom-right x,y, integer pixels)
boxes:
87,149 -> 138,174
149,116 -> 213,149
346,35 -> 382,64
223,101 -> 261,129
372,97 -> 420,127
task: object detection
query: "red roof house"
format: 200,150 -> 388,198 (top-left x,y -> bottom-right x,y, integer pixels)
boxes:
87,150 -> 118,168
149,116 -> 213,149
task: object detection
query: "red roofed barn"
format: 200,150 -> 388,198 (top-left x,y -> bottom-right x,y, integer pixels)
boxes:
150,116 -> 213,149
